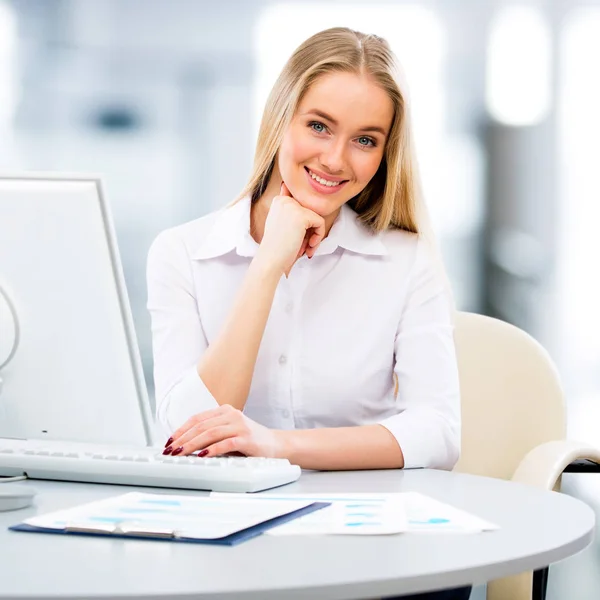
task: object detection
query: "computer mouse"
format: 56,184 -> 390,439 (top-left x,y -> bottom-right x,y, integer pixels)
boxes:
0,484 -> 36,512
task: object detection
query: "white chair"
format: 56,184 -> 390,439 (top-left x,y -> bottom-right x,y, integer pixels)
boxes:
453,311 -> 600,600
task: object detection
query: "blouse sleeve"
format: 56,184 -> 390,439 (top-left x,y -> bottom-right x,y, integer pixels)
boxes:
377,238 -> 461,470
146,229 -> 219,437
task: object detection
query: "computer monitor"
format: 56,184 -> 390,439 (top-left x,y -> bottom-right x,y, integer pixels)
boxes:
0,174 -> 154,446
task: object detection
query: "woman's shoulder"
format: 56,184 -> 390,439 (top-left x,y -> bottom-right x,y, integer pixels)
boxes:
378,226 -> 421,261
377,227 -> 445,283
148,206 -> 228,260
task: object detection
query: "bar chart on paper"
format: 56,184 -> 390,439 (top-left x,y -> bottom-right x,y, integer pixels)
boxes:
211,492 -> 499,535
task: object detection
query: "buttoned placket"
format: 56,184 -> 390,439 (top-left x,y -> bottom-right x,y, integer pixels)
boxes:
276,255 -> 312,428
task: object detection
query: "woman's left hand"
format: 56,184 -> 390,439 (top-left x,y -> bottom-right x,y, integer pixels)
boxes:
163,404 -> 285,458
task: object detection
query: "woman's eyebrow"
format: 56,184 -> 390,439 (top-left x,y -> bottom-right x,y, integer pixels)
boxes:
303,109 -> 387,136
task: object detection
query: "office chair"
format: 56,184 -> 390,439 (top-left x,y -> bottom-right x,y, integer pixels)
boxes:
453,311 -> 600,600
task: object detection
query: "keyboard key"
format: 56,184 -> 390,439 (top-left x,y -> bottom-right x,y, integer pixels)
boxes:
158,456 -> 180,464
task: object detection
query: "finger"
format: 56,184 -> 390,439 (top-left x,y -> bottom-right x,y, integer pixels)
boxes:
308,231 -> 321,248
172,424 -> 239,456
306,216 -> 326,248
306,236 -> 324,258
166,414 -> 231,453
297,232 -> 310,259
201,436 -> 243,458
166,404 -> 237,450
280,181 -> 293,197
167,407 -> 225,446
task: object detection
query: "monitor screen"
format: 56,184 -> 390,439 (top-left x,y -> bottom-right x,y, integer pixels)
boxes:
0,174 -> 154,446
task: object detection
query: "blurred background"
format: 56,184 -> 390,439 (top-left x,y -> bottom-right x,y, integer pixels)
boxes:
0,0 -> 599,596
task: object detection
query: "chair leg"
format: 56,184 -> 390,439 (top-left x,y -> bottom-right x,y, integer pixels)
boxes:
532,568 -> 549,600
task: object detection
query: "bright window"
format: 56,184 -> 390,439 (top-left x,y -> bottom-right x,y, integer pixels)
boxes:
557,7 -> 600,386
486,5 -> 551,126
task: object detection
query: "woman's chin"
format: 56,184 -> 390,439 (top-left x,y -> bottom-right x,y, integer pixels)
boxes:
295,190 -> 340,217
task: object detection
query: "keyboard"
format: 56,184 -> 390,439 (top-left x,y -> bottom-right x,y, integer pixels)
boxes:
0,440 -> 301,493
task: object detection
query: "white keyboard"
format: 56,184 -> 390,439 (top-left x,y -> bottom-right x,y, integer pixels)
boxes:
0,440 -> 301,493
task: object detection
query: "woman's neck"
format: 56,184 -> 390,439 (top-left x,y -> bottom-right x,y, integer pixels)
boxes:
250,166 -> 285,244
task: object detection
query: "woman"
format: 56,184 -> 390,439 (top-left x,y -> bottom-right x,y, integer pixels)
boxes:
147,27 -> 469,600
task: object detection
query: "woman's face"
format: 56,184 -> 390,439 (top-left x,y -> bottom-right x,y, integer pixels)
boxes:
277,71 -> 394,218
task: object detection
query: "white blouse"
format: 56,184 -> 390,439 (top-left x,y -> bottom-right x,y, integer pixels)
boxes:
147,196 -> 461,469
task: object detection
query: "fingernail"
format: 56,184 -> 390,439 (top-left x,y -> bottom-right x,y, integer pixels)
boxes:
172,447 -> 184,456
197,449 -> 209,457
162,446 -> 173,455
164,437 -> 173,448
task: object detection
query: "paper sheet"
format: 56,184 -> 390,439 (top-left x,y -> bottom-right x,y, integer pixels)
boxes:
23,492 -> 319,539
401,492 -> 499,533
211,492 -> 499,535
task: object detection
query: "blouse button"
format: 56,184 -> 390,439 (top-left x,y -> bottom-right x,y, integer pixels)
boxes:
282,409 -> 290,419
278,354 -> 288,365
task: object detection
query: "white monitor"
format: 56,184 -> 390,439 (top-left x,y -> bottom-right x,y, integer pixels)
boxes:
0,174 -> 154,446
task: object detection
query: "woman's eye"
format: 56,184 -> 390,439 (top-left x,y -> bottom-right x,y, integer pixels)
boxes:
309,121 -> 327,134
357,136 -> 376,147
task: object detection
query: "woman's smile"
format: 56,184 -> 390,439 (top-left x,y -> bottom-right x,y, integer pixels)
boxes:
304,166 -> 349,195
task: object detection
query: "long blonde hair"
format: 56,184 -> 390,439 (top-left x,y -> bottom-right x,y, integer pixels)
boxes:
237,26 -> 428,236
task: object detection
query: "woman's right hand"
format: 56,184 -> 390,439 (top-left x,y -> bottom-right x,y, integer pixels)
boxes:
256,182 -> 326,274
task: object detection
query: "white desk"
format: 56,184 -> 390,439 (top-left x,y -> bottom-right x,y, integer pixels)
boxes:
0,469 -> 594,599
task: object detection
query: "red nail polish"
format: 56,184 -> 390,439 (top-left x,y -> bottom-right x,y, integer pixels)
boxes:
164,437 -> 173,448
197,449 -> 209,457
172,447 -> 183,456
162,446 -> 173,455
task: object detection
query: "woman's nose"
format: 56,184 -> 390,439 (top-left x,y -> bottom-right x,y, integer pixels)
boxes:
320,141 -> 346,174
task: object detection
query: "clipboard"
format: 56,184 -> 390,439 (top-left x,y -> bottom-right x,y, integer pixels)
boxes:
8,492 -> 331,546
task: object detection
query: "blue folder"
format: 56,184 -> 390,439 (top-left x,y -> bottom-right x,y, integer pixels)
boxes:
9,501 -> 330,546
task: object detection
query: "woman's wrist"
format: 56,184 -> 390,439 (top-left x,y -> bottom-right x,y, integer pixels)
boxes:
273,429 -> 295,461
252,248 -> 285,279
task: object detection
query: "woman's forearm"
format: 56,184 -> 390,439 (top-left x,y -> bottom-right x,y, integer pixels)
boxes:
278,424 -> 405,470
197,254 -> 282,411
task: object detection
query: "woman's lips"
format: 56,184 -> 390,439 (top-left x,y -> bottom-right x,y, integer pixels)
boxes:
304,167 -> 348,195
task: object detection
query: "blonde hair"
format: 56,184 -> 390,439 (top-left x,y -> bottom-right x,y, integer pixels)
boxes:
236,27 -> 453,311
237,26 -> 427,235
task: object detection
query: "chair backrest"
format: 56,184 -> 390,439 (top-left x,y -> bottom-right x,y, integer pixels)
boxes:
453,312 -> 566,480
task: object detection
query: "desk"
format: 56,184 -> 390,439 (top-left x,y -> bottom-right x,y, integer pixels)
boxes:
0,469 -> 594,599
